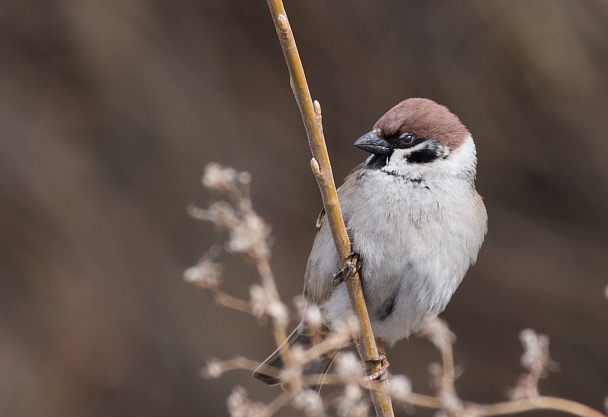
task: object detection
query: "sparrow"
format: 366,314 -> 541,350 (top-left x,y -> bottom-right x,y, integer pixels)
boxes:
253,98 -> 487,387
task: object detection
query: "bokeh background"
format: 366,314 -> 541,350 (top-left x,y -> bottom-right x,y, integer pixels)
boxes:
1,1 -> 607,416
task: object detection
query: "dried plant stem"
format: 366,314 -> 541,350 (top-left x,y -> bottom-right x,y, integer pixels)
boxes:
263,391 -> 292,417
390,392 -> 606,417
478,397 -> 607,417
213,292 -> 252,314
194,167 -> 605,417
256,258 -> 293,366
405,392 -> 443,409
211,356 -> 271,375
207,352 -> 606,417
441,342 -> 455,383
265,1 -> 394,416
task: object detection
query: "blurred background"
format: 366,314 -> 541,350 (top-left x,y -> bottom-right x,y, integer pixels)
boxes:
1,1 -> 607,416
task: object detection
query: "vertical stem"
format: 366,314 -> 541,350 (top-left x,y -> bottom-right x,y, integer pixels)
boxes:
265,1 -> 394,416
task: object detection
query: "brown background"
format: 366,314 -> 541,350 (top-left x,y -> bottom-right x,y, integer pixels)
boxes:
1,1 -> 607,416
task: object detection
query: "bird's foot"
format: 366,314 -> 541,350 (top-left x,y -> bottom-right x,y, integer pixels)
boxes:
364,338 -> 389,381
333,252 -> 362,283
365,354 -> 390,381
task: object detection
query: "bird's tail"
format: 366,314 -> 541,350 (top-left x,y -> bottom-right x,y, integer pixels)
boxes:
253,322 -> 337,389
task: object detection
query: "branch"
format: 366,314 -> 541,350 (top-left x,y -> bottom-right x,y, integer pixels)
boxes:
265,1 -> 393,416
478,397 -> 607,417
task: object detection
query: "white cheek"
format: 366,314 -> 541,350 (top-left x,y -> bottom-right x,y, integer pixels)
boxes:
383,148 -> 422,177
383,136 -> 475,179
386,149 -> 409,165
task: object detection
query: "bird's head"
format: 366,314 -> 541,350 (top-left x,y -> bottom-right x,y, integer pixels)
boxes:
354,98 -> 475,177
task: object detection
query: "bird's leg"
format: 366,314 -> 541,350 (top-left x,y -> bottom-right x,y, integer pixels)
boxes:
333,252 -> 362,283
365,338 -> 390,381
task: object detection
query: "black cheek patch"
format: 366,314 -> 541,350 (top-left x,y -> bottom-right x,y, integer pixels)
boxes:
406,148 -> 440,163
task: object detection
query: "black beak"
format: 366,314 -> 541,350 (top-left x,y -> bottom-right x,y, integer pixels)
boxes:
354,130 -> 392,155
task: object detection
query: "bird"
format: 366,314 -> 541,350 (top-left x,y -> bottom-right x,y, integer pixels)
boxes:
253,98 -> 488,387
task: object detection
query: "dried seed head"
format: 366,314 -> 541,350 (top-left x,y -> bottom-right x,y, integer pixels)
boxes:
510,329 -> 559,400
226,386 -> 265,417
294,295 -> 306,316
249,285 -> 269,320
290,344 -> 306,366
183,259 -> 223,290
207,202 -> 238,230
198,164 -> 271,260
388,374 -> 412,402
420,318 -> 456,352
333,315 -> 359,340
249,285 -> 289,327
202,359 -> 224,378
267,300 -> 289,329
336,390 -> 369,417
203,163 -> 239,193
227,212 -> 270,259
303,304 -> 324,331
279,366 -> 303,390
519,329 -> 553,375
335,352 -> 365,381
344,383 -> 363,401
292,389 -> 326,417
280,347 -> 304,389
238,172 -> 251,185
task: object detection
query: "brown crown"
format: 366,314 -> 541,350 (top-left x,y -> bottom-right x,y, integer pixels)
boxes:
373,98 -> 470,150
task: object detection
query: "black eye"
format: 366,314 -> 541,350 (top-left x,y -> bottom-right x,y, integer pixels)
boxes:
398,133 -> 415,144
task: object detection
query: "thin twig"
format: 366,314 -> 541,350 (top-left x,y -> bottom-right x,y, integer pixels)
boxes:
213,292 -> 252,314
205,352 -> 605,417
255,258 -> 293,367
477,397 -> 607,417
392,393 -> 606,417
264,1 -> 394,416
263,391 -> 292,417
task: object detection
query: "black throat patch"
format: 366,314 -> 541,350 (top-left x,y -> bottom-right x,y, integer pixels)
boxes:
365,154 -> 389,170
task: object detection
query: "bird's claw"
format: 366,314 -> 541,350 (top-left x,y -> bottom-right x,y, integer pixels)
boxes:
333,252 -> 362,283
364,354 -> 390,381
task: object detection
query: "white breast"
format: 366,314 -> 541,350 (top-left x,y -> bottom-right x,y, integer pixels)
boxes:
322,136 -> 487,345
